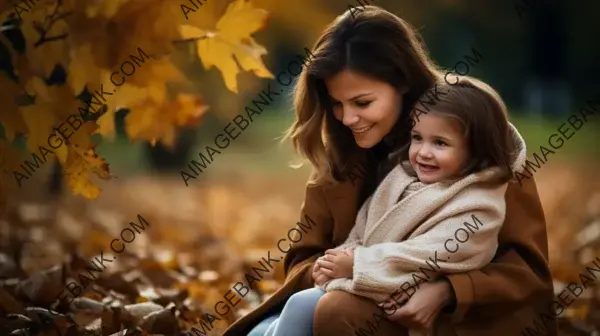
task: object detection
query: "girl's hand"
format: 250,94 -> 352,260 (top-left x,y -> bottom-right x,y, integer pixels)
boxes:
316,249 -> 354,279
378,278 -> 454,331
312,260 -> 333,287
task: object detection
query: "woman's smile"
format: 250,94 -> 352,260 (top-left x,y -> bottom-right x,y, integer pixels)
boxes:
325,69 -> 404,149
351,124 -> 374,135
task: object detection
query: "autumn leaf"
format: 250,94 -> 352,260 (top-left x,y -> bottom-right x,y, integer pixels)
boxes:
173,94 -> 209,126
18,103 -> 64,159
95,83 -> 149,140
124,92 -> 208,148
63,147 -> 112,199
20,79 -> 82,161
0,0 -> 273,200
64,121 -> 100,159
67,43 -> 110,95
180,0 -> 273,93
96,109 -> 117,141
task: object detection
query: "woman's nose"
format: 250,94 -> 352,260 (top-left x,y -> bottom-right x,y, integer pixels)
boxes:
341,107 -> 360,127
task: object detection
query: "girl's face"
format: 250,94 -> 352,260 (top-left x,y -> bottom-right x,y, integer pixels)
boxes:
325,69 -> 405,149
409,113 -> 469,184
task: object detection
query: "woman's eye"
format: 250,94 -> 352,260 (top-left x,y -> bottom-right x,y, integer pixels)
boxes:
411,134 -> 421,141
355,101 -> 371,108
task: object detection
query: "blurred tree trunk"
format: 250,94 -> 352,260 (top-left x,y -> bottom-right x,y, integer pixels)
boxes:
524,0 -> 571,117
49,160 -> 63,195
144,128 -> 198,173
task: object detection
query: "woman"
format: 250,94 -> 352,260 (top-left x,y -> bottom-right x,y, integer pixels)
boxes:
223,5 -> 556,336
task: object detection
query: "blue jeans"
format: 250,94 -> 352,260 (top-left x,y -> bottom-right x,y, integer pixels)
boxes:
248,314 -> 280,336
247,288 -> 326,336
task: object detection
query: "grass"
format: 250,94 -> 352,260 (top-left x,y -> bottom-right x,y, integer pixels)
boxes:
509,113 -> 600,161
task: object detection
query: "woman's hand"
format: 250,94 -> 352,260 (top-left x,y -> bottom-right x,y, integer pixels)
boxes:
316,249 -> 354,279
378,278 -> 454,331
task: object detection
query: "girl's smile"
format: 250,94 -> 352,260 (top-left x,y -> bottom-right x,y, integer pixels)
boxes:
409,113 -> 469,184
416,162 -> 440,173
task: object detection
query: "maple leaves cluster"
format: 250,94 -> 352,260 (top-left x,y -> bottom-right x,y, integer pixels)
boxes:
0,0 -> 274,201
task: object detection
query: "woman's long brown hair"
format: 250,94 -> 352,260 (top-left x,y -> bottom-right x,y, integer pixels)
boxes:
283,5 -> 443,186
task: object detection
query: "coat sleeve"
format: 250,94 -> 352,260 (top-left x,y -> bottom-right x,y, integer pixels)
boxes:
445,178 -> 553,323
330,195 -> 371,252
347,203 -> 504,299
282,182 -> 334,290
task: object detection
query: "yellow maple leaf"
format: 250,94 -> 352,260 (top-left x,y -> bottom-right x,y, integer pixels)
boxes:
18,103 -> 70,167
64,120 -> 99,157
94,82 -> 151,140
13,53 -> 36,87
115,57 -> 184,89
95,109 -> 117,140
19,104 -> 61,154
24,76 -> 51,102
25,77 -> 86,120
173,93 -> 209,126
64,147 -> 112,199
68,43 -> 110,95
179,0 -> 273,93
20,79 -> 82,154
124,93 -> 207,148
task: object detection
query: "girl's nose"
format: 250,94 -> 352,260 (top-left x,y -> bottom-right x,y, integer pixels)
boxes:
418,145 -> 434,158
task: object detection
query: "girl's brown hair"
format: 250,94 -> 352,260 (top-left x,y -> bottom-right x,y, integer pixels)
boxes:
401,76 -> 516,182
283,5 -> 443,186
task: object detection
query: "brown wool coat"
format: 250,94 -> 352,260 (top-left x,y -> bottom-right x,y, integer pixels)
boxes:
222,151 -> 557,336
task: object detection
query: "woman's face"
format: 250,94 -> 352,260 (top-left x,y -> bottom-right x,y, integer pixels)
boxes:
325,69 -> 404,149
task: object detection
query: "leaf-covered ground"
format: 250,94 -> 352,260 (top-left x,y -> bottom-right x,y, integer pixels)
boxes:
0,162 -> 599,335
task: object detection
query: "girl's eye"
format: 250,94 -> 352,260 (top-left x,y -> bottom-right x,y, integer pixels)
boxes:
434,139 -> 447,146
411,134 -> 421,141
355,101 -> 371,108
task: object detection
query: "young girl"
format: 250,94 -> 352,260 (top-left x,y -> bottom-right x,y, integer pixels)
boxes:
262,76 -> 527,336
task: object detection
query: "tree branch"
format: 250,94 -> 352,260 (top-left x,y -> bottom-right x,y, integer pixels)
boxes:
33,0 -> 72,48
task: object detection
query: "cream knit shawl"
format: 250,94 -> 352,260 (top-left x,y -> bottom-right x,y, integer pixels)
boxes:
322,124 -> 528,304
